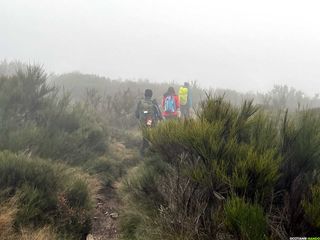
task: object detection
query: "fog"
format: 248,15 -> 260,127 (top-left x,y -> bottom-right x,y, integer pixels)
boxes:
1,0 -> 320,95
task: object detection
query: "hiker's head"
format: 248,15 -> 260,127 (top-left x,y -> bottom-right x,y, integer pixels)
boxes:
144,89 -> 153,98
167,87 -> 175,95
184,82 -> 189,87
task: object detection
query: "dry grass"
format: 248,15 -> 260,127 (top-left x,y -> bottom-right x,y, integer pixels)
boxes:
0,198 -> 17,239
109,142 -> 128,159
0,198 -> 58,240
64,165 -> 101,198
20,226 -> 57,240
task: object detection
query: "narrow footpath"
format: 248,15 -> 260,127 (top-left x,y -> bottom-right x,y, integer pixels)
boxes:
87,140 -> 139,240
87,181 -> 121,240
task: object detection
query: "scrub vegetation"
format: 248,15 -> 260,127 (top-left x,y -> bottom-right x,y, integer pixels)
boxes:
0,64 -> 113,239
121,97 -> 320,239
1,60 -> 320,239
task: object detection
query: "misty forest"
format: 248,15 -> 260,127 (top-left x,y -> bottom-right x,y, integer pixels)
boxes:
0,59 -> 320,240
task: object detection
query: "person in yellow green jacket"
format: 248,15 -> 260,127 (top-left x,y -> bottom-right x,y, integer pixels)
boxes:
178,82 -> 192,119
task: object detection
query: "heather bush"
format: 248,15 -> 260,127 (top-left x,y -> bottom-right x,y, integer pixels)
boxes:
0,151 -> 92,239
0,65 -> 112,238
302,183 -> 320,230
0,65 -> 108,164
120,157 -> 169,240
224,196 -> 267,240
121,95 -> 320,239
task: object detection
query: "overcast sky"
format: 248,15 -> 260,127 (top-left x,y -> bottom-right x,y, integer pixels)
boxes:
1,0 -> 320,94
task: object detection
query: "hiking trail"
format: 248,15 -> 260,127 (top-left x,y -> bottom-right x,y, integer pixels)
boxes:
87,181 -> 121,240
87,141 -> 138,240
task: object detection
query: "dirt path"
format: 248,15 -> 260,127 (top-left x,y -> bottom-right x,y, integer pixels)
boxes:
88,181 -> 121,240
87,141 -> 138,240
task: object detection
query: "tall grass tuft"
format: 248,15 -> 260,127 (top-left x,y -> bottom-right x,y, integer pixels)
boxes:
0,151 -> 92,239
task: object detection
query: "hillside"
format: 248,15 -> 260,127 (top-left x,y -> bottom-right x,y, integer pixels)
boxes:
0,62 -> 320,239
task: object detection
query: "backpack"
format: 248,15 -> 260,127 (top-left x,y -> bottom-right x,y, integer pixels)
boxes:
179,87 -> 189,106
164,95 -> 176,113
139,99 -> 155,126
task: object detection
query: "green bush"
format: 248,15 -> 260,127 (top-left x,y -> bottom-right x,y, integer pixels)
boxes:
275,110 -> 320,234
119,156 -> 173,240
0,152 -> 62,195
224,196 -> 267,240
65,179 -> 90,209
120,210 -> 145,240
0,65 -> 114,237
231,148 -> 281,202
56,179 -> 92,238
122,96 -> 320,239
84,156 -> 123,187
303,183 -> 320,229
0,65 -> 108,165
136,98 -> 278,238
0,151 -> 92,239
122,156 -> 167,209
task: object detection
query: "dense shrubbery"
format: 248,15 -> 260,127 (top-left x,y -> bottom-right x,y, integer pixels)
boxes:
0,65 -> 110,238
0,66 -> 108,164
3,61 -> 320,239
121,96 -> 320,239
0,151 -> 92,239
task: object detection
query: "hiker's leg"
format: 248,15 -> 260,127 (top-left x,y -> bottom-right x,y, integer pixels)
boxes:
140,137 -> 149,155
180,105 -> 187,119
186,108 -> 190,118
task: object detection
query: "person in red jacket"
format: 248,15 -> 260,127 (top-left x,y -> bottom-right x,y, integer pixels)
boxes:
162,87 -> 180,120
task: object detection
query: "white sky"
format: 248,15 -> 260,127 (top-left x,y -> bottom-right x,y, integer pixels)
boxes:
1,0 -> 320,95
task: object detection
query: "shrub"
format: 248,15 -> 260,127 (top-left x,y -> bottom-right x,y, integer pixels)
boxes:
275,110 -> 320,235
122,96 -> 320,239
231,148 -> 281,203
302,183 -> 320,229
137,98 -> 279,238
0,65 -> 108,165
84,156 -> 123,187
120,156 -> 173,240
0,64 -> 115,238
0,198 -> 58,240
0,151 -> 92,239
224,196 -> 267,240
65,179 -> 90,209
120,210 -> 145,240
122,156 -> 167,209
0,151 -> 62,196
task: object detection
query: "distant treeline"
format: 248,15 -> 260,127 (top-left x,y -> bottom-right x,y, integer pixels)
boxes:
1,60 -> 320,111
51,71 -> 320,112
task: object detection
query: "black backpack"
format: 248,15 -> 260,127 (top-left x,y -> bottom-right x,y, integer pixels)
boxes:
139,99 -> 155,126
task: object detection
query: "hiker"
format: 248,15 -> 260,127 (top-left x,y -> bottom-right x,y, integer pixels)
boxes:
161,87 -> 180,120
179,82 -> 192,119
135,89 -> 162,154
